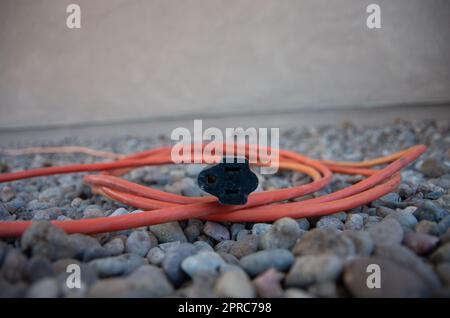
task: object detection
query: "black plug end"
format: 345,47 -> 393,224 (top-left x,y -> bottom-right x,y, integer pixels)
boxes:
197,157 -> 258,205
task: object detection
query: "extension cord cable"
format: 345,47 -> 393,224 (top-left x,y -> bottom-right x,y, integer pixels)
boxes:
0,144 -> 427,237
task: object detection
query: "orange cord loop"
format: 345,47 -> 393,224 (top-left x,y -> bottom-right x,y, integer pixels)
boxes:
0,144 -> 427,237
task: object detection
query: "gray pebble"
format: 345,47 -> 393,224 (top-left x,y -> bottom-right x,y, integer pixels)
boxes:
296,218 -> 310,231
230,223 -> 246,240
331,212 -> 347,222
0,186 -> 15,202
1,249 -> 27,283
68,233 -> 110,262
285,255 -> 343,288
236,229 -> 250,241
214,240 -> 235,253
83,205 -> 104,218
126,265 -> 174,297
109,208 -> 129,217
403,231 -> 439,255
89,253 -> 147,277
146,246 -> 165,265
385,207 -> 418,231
103,238 -> 125,256
162,243 -> 198,285
150,222 -> 187,243
193,240 -> 214,252
316,216 -> 344,231
38,187 -> 63,203
253,269 -> 284,298
375,206 -> 395,218
181,251 -> 226,278
203,221 -> 230,242
414,200 -> 448,223
251,223 -> 272,236
88,278 -> 132,297
26,278 -> 59,298
438,215 -> 450,235
415,220 -> 440,236
344,214 -> 364,231
435,263 -> 450,286
158,241 -> 181,252
240,249 -> 294,277
293,228 -> 355,259
214,270 -> 255,298
372,193 -> 403,209
284,288 -> 312,298
260,217 -> 303,250
430,243 -> 450,264
307,281 -> 339,298
23,255 -> 55,283
22,222 -> 77,261
229,234 -> 259,259
343,230 -> 374,256
419,158 -> 448,178
184,223 -> 202,242
367,218 -> 404,245
32,209 -> 58,221
126,231 -> 156,257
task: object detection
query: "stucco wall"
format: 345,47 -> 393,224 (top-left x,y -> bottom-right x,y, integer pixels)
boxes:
0,0 -> 449,129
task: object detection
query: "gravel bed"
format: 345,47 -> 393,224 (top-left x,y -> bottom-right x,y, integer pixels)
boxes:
0,119 -> 449,298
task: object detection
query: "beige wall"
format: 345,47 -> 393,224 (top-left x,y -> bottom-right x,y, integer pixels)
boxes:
0,0 -> 449,130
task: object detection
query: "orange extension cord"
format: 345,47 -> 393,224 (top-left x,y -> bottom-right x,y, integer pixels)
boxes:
0,144 -> 427,237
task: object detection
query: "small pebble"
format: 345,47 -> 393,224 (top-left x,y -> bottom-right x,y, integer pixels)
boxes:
413,200 -> 448,223
229,234 -> 259,258
316,216 -> 344,230
385,208 -> 418,231
103,238 -> 125,256
344,214 -> 364,231
296,218 -> 310,231
214,240 -> 235,253
26,278 -> 59,298
21,222 -> 77,261
0,186 -> 15,202
251,223 -> 272,236
367,218 -> 404,245
343,230 -> 374,256
23,255 -> 55,283
285,255 -> 343,288
89,253 -> 147,277
253,269 -> 284,298
203,221 -> 230,242
88,278 -> 132,297
415,220 -> 440,236
126,265 -> 174,297
430,243 -> 450,264
1,249 -> 27,283
181,251 -> 226,278
230,223 -> 246,240
150,222 -> 187,243
162,243 -> 198,285
403,232 -> 439,255
239,249 -> 294,277
83,205 -> 104,218
146,246 -> 165,265
260,217 -> 303,250
293,228 -> 355,259
214,270 -> 255,298
435,263 -> 450,286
